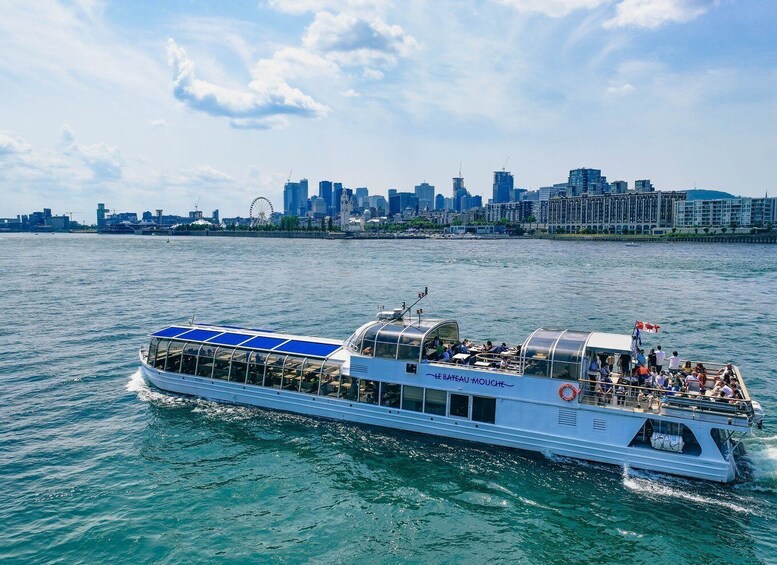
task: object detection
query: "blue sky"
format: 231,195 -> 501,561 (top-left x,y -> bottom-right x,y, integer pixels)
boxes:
1,0 -> 775,222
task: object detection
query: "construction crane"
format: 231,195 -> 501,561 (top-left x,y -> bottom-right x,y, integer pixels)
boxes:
503,156 -> 510,171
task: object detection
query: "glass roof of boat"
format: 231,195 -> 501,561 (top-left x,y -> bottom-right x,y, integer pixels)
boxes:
520,329 -> 592,378
150,325 -> 342,358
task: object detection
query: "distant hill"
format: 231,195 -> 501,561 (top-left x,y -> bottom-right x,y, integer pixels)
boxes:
681,189 -> 737,200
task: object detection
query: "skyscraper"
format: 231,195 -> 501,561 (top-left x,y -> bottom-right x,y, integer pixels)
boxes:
333,182 -> 344,215
319,180 -> 333,211
283,178 -> 309,216
355,187 -> 369,210
492,170 -> 514,204
414,182 -> 435,211
452,175 -> 468,212
435,193 -> 445,210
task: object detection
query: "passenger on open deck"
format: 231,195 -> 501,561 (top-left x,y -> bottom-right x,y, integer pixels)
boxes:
717,363 -> 736,384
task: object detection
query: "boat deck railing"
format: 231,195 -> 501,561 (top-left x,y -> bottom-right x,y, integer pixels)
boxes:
577,374 -> 753,425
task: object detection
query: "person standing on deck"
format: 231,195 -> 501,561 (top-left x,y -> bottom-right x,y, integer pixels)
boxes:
668,350 -> 681,373
655,346 -> 666,373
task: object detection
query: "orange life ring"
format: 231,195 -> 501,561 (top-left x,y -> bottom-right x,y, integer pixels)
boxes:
559,384 -> 577,402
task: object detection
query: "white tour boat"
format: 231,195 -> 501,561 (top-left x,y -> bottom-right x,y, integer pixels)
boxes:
139,290 -> 763,483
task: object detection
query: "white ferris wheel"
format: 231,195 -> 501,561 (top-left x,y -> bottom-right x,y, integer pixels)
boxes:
249,197 -> 274,226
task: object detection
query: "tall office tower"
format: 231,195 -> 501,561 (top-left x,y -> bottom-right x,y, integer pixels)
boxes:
333,182 -> 344,215
354,187 -> 369,210
283,178 -> 309,216
634,179 -> 654,193
610,180 -> 628,194
319,180 -> 333,211
97,203 -> 106,230
452,176 -> 468,211
435,193 -> 445,210
567,168 -> 608,196
414,182 -> 435,212
492,170 -> 514,204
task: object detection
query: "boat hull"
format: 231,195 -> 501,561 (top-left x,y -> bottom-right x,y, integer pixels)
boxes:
139,359 -> 737,483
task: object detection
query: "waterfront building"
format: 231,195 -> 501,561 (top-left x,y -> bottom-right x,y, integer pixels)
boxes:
97,203 -> 107,230
547,191 -> 686,234
635,179 -> 654,193
283,178 -> 309,217
486,201 -> 535,224
567,168 -> 609,196
434,194 -> 445,210
492,170 -> 514,204
673,197 -> 777,229
414,182 -> 435,212
611,180 -> 628,194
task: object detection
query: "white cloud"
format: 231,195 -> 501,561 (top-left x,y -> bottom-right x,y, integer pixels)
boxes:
606,82 -> 635,95
603,0 -> 713,29
499,0 -> 610,18
167,38 -> 330,129
267,0 -> 388,16
60,124 -> 124,182
149,119 -> 167,129
0,133 -> 32,157
303,11 -> 417,68
342,89 -> 360,97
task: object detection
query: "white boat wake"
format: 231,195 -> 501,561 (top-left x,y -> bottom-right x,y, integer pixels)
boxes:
622,465 -> 752,514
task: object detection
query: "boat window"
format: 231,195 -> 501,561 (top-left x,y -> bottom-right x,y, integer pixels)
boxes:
148,338 -> 159,366
196,345 -> 217,378
397,326 -> 425,361
472,396 -> 496,424
449,393 -> 470,418
153,339 -> 169,369
522,330 -> 564,378
181,342 -> 200,375
265,354 -> 286,389
212,347 -> 233,380
432,322 -> 459,343
339,375 -> 358,401
230,349 -> 249,383
360,324 -> 382,356
300,359 -> 322,394
358,379 -> 379,404
282,356 -> 304,391
375,325 -> 402,359
319,361 -> 341,397
166,341 -> 185,373
247,351 -> 266,385
424,388 -> 447,416
380,383 -> 401,408
551,331 -> 589,380
402,385 -> 424,412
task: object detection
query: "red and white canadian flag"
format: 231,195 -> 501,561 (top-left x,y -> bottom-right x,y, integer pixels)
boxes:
635,321 -> 660,334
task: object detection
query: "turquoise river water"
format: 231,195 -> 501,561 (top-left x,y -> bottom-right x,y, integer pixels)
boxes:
1,233 -> 776,564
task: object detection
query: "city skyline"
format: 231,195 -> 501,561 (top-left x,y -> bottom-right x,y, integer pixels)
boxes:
1,0 -> 776,223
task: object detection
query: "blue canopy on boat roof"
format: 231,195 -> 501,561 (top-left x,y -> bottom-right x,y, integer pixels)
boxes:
151,326 -> 342,358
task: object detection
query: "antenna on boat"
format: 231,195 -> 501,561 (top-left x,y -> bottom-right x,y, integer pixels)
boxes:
396,287 -> 428,321
189,314 -> 196,326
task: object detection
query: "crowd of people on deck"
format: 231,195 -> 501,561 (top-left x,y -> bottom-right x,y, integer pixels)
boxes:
424,337 -> 515,365
593,345 -> 744,408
